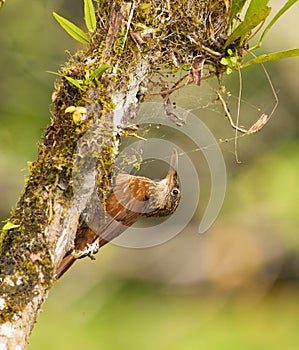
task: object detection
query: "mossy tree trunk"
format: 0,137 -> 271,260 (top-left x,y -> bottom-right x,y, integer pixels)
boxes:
0,1 -> 230,348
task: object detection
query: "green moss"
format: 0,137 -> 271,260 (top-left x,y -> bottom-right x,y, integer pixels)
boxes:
115,30 -> 126,56
97,39 -> 107,58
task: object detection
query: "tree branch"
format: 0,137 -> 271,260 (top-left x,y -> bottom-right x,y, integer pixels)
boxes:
0,1 -> 231,348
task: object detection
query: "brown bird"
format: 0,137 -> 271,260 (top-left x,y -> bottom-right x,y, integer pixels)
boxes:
56,149 -> 181,278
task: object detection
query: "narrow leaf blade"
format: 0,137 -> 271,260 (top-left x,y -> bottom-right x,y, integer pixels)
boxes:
53,12 -> 89,44
257,0 -> 298,48
240,48 -> 299,69
84,0 -> 97,33
230,0 -> 248,23
90,64 -> 111,80
245,0 -> 269,20
3,221 -> 20,231
224,6 -> 271,48
65,76 -> 85,91
46,70 -> 63,76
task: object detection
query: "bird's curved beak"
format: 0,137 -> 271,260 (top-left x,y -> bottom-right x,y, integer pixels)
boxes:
166,148 -> 178,186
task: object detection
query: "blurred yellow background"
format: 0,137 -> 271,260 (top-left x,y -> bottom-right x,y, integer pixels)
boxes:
1,1 -> 299,349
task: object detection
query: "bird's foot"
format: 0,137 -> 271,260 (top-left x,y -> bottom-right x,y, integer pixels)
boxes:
71,239 -> 100,260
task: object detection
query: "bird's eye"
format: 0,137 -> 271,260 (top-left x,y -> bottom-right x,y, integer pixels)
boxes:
171,188 -> 180,196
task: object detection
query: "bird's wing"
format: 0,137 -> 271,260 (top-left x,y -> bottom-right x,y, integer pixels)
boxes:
88,173 -> 151,243
55,174 -> 150,278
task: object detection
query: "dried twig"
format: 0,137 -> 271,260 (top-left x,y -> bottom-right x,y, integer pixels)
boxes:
162,84 -> 186,126
216,91 -> 248,133
234,68 -> 243,163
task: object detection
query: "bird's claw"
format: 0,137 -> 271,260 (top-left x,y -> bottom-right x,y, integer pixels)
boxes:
71,239 -> 100,260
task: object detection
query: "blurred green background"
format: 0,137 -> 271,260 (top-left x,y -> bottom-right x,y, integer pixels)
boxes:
1,1 -> 299,349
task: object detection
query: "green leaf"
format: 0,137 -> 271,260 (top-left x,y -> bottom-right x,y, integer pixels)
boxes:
89,64 -> 111,80
230,0 -> 248,23
46,70 -> 61,76
53,12 -> 89,44
84,0 -> 97,33
47,71 -> 85,90
64,76 -> 85,91
224,6 -> 271,48
65,106 -> 77,113
220,57 -> 231,66
253,0 -> 298,50
220,55 -> 238,68
245,0 -> 269,20
240,48 -> 299,69
3,221 -> 20,231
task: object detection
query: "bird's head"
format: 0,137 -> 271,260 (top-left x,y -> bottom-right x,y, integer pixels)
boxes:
145,148 -> 181,217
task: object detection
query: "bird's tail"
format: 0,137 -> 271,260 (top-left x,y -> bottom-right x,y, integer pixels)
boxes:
55,253 -> 76,279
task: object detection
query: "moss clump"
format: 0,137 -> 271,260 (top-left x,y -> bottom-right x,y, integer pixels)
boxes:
130,1 -> 231,75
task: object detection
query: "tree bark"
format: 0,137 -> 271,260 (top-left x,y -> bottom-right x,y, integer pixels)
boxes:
0,1 -> 230,348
